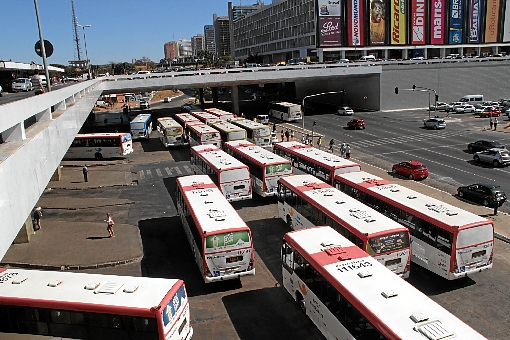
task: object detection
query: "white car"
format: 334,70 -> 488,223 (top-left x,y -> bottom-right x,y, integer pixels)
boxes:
475,106 -> 495,115
423,118 -> 446,129
455,104 -> 476,113
473,148 -> 510,167
12,78 -> 33,92
336,106 -> 354,115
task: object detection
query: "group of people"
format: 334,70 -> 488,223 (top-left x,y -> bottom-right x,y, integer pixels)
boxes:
325,139 -> 351,158
489,118 -> 499,130
281,129 -> 295,142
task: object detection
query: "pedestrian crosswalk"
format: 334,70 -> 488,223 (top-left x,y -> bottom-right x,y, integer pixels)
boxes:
138,165 -> 194,181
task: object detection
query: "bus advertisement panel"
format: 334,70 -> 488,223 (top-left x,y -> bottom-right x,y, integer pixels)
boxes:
334,170 -> 494,280
65,133 -> 133,160
278,174 -> 411,277
0,268 -> 192,340
175,175 -> 255,283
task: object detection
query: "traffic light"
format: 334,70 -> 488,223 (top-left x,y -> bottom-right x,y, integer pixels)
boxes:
313,120 -> 316,126
412,84 -> 416,90
435,94 -> 439,101
394,87 -> 399,94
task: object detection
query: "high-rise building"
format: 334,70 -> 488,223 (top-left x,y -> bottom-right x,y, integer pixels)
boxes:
177,38 -> 192,57
204,24 -> 216,54
163,41 -> 178,60
213,14 -> 231,57
192,34 -> 205,56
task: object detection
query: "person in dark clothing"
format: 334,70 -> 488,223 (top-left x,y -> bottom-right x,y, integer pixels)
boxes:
83,165 -> 89,182
33,207 -> 42,231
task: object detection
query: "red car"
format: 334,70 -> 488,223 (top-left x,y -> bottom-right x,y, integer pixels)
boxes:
347,118 -> 366,129
478,107 -> 501,117
391,160 -> 429,180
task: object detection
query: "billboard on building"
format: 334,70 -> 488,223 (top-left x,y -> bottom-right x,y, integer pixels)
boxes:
468,0 -> 481,42
505,0 -> 510,42
430,0 -> 445,44
484,0 -> 500,42
348,0 -> 365,46
411,0 -> 426,44
391,0 -> 407,44
317,0 -> 342,46
449,0 -> 464,44
369,0 -> 386,45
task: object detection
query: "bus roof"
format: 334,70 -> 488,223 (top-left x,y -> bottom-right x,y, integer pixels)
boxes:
188,123 -> 220,134
224,141 -> 291,167
284,226 -> 486,339
191,145 -> 248,171
130,113 -> 151,124
270,101 -> 301,108
190,111 -> 222,124
336,171 -> 491,230
176,175 -> 250,234
157,117 -> 181,129
0,267 -> 181,317
280,174 -> 408,236
204,108 -> 235,120
276,142 -> 361,172
74,133 -> 131,139
230,118 -> 269,130
210,121 -> 246,133
175,113 -> 201,125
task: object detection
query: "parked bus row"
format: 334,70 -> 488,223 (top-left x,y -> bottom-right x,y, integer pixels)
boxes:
282,226 -> 486,339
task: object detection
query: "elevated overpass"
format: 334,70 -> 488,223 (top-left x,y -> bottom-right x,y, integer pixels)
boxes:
0,64 -> 381,260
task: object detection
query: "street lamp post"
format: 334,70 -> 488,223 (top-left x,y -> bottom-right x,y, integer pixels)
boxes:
396,85 -> 437,119
77,24 -> 91,79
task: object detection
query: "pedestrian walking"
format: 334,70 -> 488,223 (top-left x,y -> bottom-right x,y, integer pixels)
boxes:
32,207 -> 42,231
82,165 -> 89,182
105,213 -> 115,238
317,136 -> 322,150
328,138 -> 335,152
31,70 -> 45,95
273,122 -> 277,132
494,118 -> 498,130
345,144 -> 351,159
285,129 -> 290,141
489,118 -> 493,130
280,130 -> 284,142
340,143 -> 347,158
290,129 -> 294,140
306,134 -> 310,145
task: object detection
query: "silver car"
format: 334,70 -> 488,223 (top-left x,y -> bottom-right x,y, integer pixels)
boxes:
423,118 -> 446,129
12,78 -> 33,92
473,148 -> 510,167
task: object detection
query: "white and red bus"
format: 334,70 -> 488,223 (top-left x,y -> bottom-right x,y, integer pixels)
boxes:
64,133 -> 133,160
175,175 -> 255,283
229,118 -> 272,148
273,141 -> 361,185
187,123 -> 221,147
0,268 -> 192,340
190,144 -> 252,202
189,111 -> 222,126
204,108 -> 236,121
282,226 -> 486,339
334,171 -> 494,280
223,140 -> 293,197
174,113 -> 202,129
278,174 -> 411,278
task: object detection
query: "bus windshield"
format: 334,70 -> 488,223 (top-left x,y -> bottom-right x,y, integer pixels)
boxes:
205,231 -> 251,253
131,122 -> 145,130
228,131 -> 246,141
166,127 -> 182,136
366,232 -> 410,255
220,168 -> 250,183
254,127 -> 271,137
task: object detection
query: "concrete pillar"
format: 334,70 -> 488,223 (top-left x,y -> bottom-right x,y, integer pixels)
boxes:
212,87 -> 218,104
494,46 -> 499,54
340,50 -> 346,59
54,100 -> 67,111
402,49 -> 409,59
317,48 -> 324,63
51,166 -> 62,181
199,88 -> 204,106
384,49 -> 389,59
459,47 -> 464,56
423,48 -> 428,59
2,122 -> 26,142
477,46 -> 481,56
13,216 -> 34,244
440,47 -> 446,58
231,85 -> 240,115
35,108 -> 52,121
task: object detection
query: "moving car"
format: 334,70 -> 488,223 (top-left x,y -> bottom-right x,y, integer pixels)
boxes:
336,106 -> 354,115
429,102 -> 452,112
12,78 -> 33,92
163,97 -> 171,103
477,106 -> 501,117
473,148 -> 510,167
454,104 -> 475,113
391,160 -> 429,180
346,118 -> 366,129
467,140 -> 505,152
423,117 -> 446,129
139,98 -> 150,109
457,183 -> 507,207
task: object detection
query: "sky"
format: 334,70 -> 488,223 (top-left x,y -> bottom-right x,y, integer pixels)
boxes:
0,0 -> 232,66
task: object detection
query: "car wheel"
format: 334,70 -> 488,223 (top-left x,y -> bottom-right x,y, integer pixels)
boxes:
483,199 -> 490,207
391,168 -> 397,174
408,174 -> 414,180
493,160 -> 500,167
459,191 -> 464,198
474,155 -> 480,163
468,145 -> 473,152
286,215 -> 294,230
433,125 -> 438,130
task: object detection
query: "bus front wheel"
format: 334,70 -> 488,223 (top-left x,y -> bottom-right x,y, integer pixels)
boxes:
286,215 -> 294,230
296,293 -> 306,314
95,153 -> 103,160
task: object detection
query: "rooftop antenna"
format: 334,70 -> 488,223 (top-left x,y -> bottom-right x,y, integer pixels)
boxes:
71,0 -> 82,60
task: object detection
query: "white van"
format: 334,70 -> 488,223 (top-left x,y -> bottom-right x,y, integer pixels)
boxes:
359,55 -> 376,62
256,114 -> 269,124
459,95 -> 484,107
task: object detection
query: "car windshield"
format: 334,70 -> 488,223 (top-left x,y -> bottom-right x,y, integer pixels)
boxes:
13,79 -> 25,83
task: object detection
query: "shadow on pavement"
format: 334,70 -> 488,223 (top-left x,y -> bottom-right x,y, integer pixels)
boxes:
407,263 -> 476,296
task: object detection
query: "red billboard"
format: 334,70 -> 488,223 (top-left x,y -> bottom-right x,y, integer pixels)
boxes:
347,0 -> 365,46
411,0 -> 427,44
430,0 -> 445,44
317,0 -> 342,46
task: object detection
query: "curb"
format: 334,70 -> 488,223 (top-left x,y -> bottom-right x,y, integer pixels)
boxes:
0,256 -> 143,271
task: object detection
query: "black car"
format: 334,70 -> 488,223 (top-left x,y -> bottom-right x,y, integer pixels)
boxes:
467,140 -> 505,153
457,183 -> 507,207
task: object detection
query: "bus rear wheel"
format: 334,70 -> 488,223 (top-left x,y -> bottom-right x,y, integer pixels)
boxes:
297,294 -> 306,314
286,215 -> 294,230
95,153 -> 103,160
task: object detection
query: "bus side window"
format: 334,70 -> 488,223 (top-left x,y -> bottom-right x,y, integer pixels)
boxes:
282,242 -> 294,273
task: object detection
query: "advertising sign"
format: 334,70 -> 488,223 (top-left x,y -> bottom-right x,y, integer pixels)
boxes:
430,0 -> 445,44
449,0 -> 464,44
265,163 -> 293,176
205,231 -> 250,252
369,0 -> 386,45
484,0 -> 500,42
347,0 -> 365,46
468,0 -> 481,42
391,0 -> 407,44
317,0 -> 342,46
411,0 -> 427,44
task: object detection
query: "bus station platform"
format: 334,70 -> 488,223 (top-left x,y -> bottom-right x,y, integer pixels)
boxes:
1,148 -> 509,271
